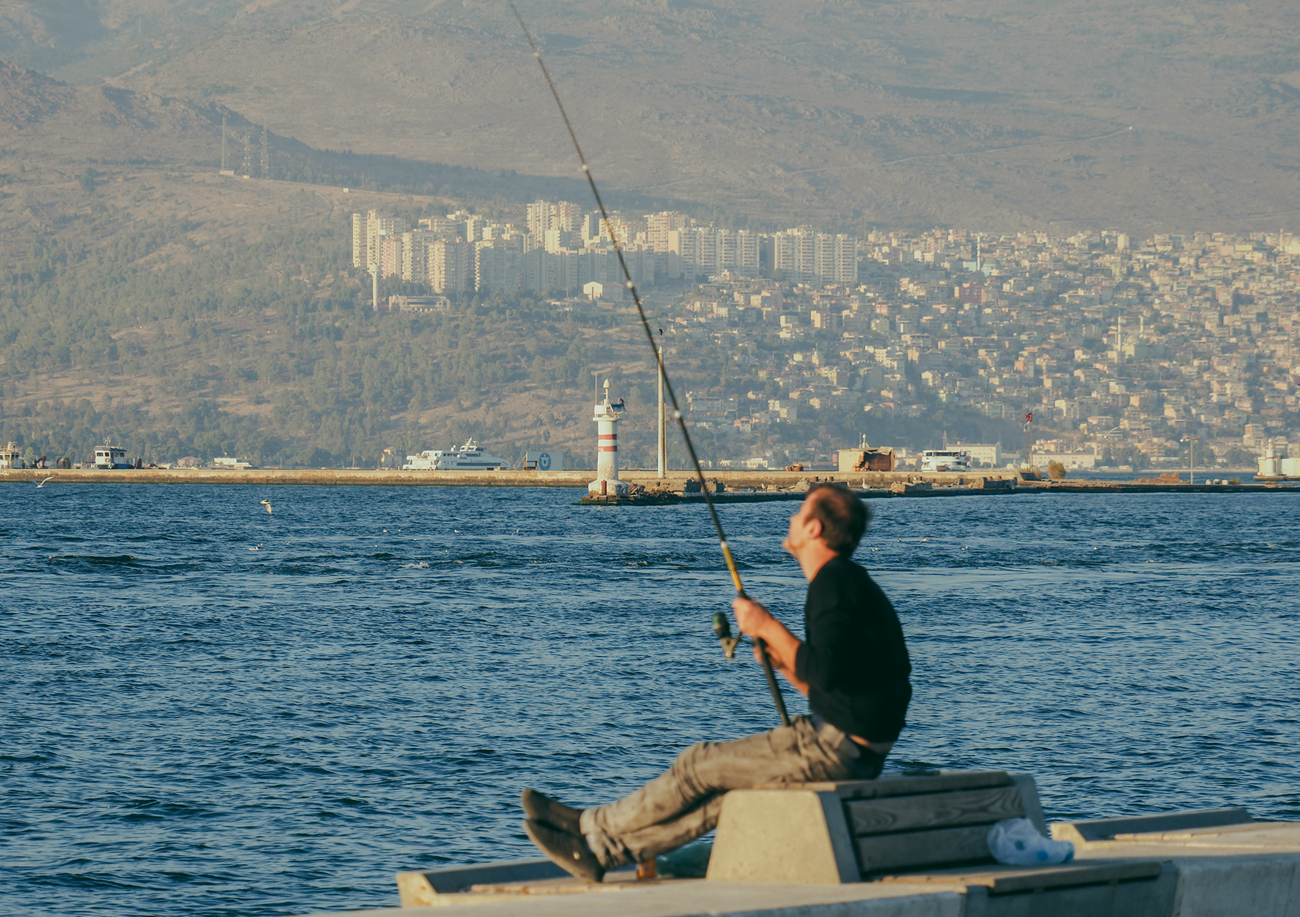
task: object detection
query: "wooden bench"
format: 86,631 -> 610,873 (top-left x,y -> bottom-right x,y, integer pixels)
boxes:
707,770 -> 1049,882
706,770 -> 1173,914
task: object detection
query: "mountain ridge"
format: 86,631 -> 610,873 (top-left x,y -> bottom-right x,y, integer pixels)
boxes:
3,0 -> 1299,230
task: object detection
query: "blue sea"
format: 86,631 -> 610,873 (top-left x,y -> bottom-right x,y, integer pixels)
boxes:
2,485 -> 1298,916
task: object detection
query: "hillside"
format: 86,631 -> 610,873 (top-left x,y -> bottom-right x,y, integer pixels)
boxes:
0,59 -> 656,466
3,0 -> 1299,230
5,63 -> 1011,469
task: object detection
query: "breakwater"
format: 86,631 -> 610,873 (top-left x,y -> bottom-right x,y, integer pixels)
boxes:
0,466 -> 1290,495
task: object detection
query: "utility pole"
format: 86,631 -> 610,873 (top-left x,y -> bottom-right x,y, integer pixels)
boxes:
221,114 -> 227,171
1183,435 -> 1198,484
657,328 -> 666,479
260,126 -> 269,180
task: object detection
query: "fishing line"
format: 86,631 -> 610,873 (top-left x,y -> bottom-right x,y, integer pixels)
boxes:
505,0 -> 789,726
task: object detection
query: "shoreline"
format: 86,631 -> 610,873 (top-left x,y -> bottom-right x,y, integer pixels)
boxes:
0,467 -> 1291,496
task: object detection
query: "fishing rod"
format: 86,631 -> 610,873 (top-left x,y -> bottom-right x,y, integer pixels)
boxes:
505,0 -> 789,728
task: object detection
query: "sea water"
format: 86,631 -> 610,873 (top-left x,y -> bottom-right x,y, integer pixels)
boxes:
2,485 -> 1298,916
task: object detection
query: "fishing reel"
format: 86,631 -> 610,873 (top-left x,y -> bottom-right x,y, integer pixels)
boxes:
711,612 -> 743,660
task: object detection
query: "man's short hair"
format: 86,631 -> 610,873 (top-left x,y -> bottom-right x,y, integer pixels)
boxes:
807,483 -> 871,556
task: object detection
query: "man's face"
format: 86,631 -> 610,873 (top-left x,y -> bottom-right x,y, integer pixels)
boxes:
782,493 -> 822,556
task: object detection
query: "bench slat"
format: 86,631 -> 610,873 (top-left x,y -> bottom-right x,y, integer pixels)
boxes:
878,860 -> 1163,894
856,824 -> 993,874
847,785 -> 1025,836
786,770 -> 1012,801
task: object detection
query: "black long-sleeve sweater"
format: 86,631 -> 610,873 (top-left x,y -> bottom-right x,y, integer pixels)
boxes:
793,555 -> 912,743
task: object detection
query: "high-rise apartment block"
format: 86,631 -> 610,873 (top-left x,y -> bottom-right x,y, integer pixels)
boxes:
352,204 -> 861,296
475,237 -> 524,295
401,230 -> 439,283
351,210 -> 410,271
773,228 -> 858,284
670,227 -> 760,278
429,241 -> 472,293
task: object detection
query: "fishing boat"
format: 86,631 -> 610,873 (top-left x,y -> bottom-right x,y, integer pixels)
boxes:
0,441 -> 24,469
402,438 -> 508,471
94,443 -> 131,469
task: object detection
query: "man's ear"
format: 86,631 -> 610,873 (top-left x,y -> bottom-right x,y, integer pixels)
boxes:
805,516 -> 824,540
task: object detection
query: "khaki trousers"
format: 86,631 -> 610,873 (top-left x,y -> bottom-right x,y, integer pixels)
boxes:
579,714 -> 884,868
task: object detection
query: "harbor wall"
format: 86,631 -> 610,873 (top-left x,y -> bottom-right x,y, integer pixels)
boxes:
0,468 -> 1005,488
0,467 -> 1293,494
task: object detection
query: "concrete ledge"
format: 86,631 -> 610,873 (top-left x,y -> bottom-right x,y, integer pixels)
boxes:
1051,808 -> 1252,844
1168,853 -> 1300,917
397,858 -> 567,903
309,881 -> 969,917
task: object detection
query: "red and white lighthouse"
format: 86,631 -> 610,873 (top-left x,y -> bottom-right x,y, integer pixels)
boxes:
589,379 -> 629,496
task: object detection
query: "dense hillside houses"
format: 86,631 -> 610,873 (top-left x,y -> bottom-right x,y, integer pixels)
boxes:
355,203 -> 1299,470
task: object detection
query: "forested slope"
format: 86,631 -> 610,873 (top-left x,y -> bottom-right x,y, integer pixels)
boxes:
0,211 -> 661,466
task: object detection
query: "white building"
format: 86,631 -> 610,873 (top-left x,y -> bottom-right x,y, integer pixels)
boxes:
951,442 -> 1002,467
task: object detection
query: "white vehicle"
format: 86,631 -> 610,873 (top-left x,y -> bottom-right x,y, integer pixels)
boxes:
403,438 -> 508,471
919,449 -> 971,473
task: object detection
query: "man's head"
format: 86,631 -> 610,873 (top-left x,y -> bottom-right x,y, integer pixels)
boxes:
782,483 -> 871,560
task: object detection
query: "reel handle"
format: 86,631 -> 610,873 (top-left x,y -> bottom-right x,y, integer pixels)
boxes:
711,611 -> 742,660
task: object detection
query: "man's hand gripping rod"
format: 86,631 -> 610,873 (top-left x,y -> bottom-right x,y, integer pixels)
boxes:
506,0 -> 789,728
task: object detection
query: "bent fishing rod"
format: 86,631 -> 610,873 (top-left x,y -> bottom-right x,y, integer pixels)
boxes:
505,0 -> 789,727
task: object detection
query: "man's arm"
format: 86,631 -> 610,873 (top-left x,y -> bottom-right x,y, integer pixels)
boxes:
733,597 -> 810,696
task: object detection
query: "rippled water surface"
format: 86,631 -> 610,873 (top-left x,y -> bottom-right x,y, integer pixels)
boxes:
3,485 -> 1299,916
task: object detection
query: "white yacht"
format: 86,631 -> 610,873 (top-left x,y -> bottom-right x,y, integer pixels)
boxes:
403,438 -> 508,471
919,449 -> 971,473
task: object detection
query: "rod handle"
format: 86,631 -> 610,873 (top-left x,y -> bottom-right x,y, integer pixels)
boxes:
736,589 -> 791,727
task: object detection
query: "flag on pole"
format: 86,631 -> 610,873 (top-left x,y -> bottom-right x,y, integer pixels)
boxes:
1025,411 -> 1033,423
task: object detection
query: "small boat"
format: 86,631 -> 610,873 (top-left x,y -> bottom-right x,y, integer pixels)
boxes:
403,438 -> 508,471
94,443 -> 132,469
0,441 -> 25,470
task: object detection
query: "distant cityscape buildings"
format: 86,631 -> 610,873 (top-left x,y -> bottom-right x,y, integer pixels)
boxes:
353,205 -> 1300,472
351,202 -> 858,295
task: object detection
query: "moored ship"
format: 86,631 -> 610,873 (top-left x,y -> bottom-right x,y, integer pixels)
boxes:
919,449 -> 971,473
402,438 -> 508,471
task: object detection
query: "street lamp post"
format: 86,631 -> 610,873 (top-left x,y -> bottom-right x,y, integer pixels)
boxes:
657,329 -> 666,479
1182,435 -> 1199,484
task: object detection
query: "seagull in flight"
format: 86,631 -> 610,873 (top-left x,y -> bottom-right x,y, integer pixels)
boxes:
29,476 -> 55,488
260,500 -> 273,514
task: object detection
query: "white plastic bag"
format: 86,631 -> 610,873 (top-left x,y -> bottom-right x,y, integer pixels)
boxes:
987,818 -> 1074,866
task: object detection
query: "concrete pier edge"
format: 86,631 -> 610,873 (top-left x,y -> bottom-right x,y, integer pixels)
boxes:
1,467 -> 1292,496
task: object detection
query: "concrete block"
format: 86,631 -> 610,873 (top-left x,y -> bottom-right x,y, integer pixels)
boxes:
707,789 -> 860,884
1170,853 -> 1300,917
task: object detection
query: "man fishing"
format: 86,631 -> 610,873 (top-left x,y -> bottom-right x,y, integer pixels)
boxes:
522,484 -> 913,882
